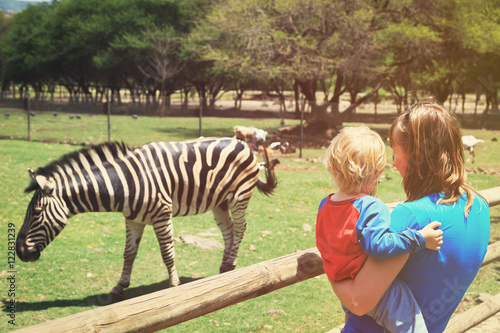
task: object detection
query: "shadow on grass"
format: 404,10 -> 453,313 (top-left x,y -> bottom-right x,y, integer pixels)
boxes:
3,276 -> 200,313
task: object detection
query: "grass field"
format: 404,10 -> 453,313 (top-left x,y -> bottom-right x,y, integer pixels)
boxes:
0,112 -> 499,332
0,108 -> 298,146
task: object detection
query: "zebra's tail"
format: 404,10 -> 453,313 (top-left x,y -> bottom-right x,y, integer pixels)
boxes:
256,146 -> 278,196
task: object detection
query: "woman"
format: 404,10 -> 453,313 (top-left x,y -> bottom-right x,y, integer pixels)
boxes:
330,102 -> 491,332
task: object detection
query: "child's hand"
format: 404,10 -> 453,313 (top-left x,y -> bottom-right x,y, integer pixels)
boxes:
419,221 -> 443,251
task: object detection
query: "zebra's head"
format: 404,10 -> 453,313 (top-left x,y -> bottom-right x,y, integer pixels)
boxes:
17,169 -> 69,262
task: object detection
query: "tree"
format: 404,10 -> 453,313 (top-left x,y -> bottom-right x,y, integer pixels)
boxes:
383,0 -> 500,108
189,0 -> 345,124
1,0 -> 191,107
0,3 -> 58,99
0,9 -> 15,96
1,0 -> 499,124
190,0 -> 428,127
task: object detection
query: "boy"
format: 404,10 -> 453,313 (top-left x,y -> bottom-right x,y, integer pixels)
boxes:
316,126 -> 443,333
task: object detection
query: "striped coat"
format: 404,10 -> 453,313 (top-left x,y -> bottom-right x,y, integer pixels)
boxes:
17,137 -> 277,298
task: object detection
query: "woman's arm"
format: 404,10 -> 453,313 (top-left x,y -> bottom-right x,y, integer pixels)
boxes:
329,254 -> 409,316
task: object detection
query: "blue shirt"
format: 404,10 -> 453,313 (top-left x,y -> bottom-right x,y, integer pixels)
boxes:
345,193 -> 490,333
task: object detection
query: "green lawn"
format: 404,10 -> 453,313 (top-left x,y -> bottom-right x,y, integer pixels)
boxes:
0,112 -> 499,332
0,108 -> 298,146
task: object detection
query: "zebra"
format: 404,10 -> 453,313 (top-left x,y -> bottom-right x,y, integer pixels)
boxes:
16,137 -> 277,299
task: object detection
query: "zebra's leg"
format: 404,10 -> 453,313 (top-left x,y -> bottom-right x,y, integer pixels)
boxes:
226,199 -> 249,271
110,220 -> 145,300
212,204 -> 235,273
152,217 -> 181,287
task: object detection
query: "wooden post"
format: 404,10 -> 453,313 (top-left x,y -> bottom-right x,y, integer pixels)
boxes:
299,95 -> 305,158
26,90 -> 31,141
12,248 -> 324,333
107,89 -> 111,143
443,293 -> 500,333
198,94 -> 203,138
481,240 -> 500,267
480,186 -> 500,207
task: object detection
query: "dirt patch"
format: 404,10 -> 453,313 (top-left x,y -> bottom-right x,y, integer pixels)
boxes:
466,167 -> 500,175
273,163 -> 320,172
275,124 -> 336,149
273,123 -> 390,150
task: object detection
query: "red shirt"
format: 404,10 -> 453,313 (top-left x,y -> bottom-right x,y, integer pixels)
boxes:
316,193 -> 425,281
316,194 -> 368,280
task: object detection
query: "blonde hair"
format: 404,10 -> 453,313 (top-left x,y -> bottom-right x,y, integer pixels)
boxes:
389,101 -> 479,216
324,126 -> 386,194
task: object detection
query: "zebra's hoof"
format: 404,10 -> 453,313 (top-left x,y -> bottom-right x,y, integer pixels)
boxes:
109,287 -> 124,301
169,278 -> 181,288
109,291 -> 124,302
219,264 -> 236,273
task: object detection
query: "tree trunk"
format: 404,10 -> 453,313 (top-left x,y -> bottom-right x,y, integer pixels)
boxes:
340,76 -> 387,122
234,88 -> 244,110
182,87 -> 190,111
433,77 -> 452,105
296,78 -> 317,106
329,70 -> 345,116
293,80 -> 301,119
194,86 -> 207,116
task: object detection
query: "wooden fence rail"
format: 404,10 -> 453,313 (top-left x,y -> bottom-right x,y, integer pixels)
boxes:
14,186 -> 500,333
444,292 -> 500,333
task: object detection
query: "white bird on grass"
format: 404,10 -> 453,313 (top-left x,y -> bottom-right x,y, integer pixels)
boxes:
462,135 -> 484,164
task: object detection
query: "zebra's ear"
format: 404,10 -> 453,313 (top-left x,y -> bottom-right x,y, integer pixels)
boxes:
28,168 -> 36,180
35,174 -> 55,194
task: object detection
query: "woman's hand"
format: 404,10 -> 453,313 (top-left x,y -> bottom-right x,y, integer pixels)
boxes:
419,221 -> 443,251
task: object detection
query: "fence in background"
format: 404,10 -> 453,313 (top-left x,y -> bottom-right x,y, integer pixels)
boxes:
1,92 -> 311,155
1,91 -> 499,139
0,93 -> 299,139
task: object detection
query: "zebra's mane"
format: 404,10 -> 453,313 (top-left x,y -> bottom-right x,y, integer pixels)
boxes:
25,141 -> 131,193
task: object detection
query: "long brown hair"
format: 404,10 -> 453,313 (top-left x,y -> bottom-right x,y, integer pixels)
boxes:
389,101 -> 479,216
